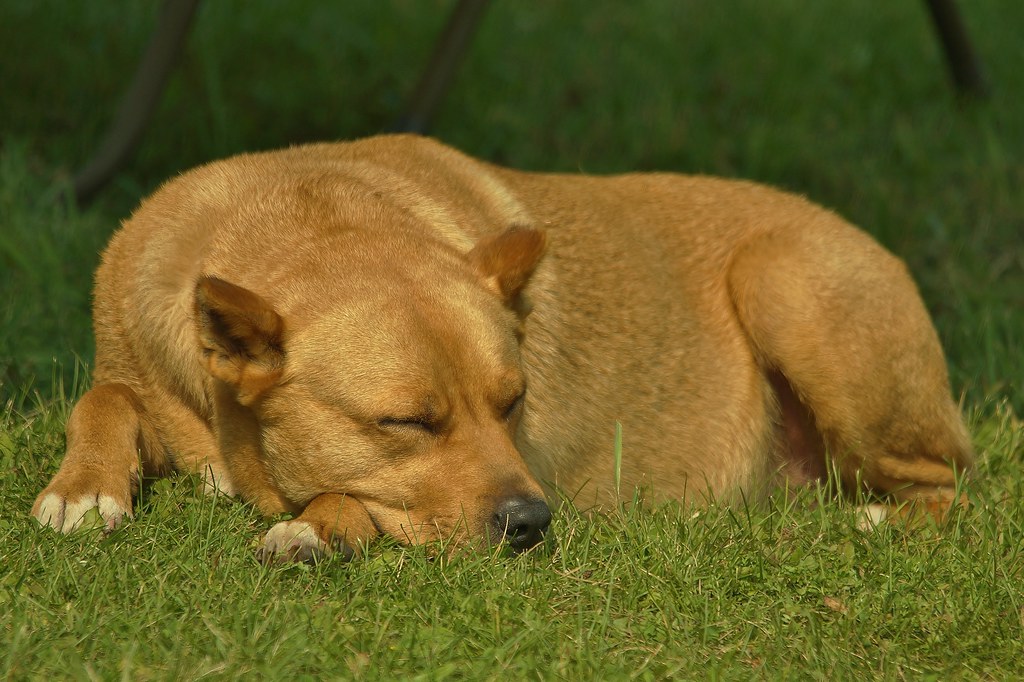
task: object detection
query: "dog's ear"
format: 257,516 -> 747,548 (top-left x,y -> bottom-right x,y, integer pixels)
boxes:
194,276 -> 285,406
468,227 -> 547,314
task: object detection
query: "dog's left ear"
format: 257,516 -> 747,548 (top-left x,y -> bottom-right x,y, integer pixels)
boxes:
194,276 -> 285,406
468,227 -> 547,315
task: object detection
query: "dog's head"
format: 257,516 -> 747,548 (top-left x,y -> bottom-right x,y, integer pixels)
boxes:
194,227 -> 551,552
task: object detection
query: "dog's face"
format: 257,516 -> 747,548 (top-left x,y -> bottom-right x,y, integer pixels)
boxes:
195,228 -> 551,550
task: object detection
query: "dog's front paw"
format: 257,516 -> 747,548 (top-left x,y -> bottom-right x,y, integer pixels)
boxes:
855,503 -> 894,531
257,519 -> 355,564
201,462 -> 238,498
32,491 -> 130,534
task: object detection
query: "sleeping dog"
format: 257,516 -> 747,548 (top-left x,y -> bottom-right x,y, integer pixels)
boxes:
32,135 -> 972,560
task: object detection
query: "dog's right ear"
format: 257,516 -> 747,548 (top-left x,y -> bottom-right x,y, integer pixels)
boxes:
468,227 -> 547,316
194,277 -> 285,406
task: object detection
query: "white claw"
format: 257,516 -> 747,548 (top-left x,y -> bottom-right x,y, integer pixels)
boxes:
34,493 -> 129,534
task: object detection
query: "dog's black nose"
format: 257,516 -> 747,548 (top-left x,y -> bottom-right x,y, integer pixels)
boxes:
492,497 -> 551,552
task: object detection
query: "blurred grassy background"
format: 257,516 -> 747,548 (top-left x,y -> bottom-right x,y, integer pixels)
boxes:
0,0 -> 1020,409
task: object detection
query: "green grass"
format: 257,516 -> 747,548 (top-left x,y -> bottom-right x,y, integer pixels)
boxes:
1,0 -> 1022,678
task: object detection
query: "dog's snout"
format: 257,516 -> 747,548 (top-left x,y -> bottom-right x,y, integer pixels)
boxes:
493,496 -> 551,552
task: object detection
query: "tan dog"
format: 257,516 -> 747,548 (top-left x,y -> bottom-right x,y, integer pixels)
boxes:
32,135 -> 972,560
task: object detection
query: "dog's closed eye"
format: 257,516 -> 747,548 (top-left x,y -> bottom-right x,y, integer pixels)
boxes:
377,416 -> 436,434
502,392 -> 526,421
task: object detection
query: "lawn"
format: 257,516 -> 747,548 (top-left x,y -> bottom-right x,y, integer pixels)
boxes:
1,1 -> 1021,678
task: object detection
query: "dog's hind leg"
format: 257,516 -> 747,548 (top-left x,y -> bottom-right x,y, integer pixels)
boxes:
726,220 -> 973,515
32,383 -> 167,533
256,493 -> 380,564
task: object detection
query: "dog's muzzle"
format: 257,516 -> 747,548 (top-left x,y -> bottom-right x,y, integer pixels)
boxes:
492,496 -> 552,552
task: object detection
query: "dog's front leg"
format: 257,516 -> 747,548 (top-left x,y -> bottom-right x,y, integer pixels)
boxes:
32,383 -> 167,533
256,493 -> 379,564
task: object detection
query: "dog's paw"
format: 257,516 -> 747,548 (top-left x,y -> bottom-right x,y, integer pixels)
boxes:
257,520 -> 353,564
32,491 -> 130,534
855,503 -> 889,530
201,462 -> 238,498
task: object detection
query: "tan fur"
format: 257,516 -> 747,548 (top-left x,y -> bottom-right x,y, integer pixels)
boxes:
32,135 -> 973,556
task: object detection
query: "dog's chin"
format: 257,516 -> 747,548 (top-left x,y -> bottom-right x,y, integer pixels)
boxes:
363,506 -> 469,549
402,532 -> 546,560
366,507 -> 544,557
